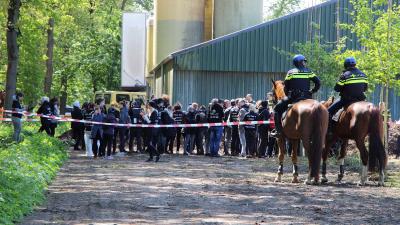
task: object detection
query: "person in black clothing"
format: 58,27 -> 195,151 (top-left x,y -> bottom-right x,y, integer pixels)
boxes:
244,104 -> 258,157
161,105 -> 176,154
229,99 -> 240,156
257,100 -> 270,157
208,99 -> 224,157
102,108 -> 118,159
129,100 -> 143,153
172,104 -> 184,153
272,54 -> 321,137
110,103 -> 120,154
183,105 -> 197,155
118,101 -> 130,153
12,92 -> 24,142
37,97 -> 52,136
194,105 -> 207,155
49,98 -> 59,137
396,134 -> 400,159
327,57 -> 368,133
143,100 -> 161,162
71,101 -> 84,150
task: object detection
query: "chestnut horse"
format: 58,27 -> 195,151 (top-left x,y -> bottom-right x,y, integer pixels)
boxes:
272,80 -> 329,184
322,97 -> 386,186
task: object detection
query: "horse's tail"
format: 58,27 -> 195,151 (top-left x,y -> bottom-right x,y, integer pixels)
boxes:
309,104 -> 329,179
368,107 -> 387,172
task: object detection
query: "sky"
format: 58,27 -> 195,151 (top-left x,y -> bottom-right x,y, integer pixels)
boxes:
263,0 -> 325,19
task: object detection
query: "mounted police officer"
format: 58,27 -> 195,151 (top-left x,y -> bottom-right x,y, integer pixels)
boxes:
327,57 -> 368,132
271,54 -> 321,137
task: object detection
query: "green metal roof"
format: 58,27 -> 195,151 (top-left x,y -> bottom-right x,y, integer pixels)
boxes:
160,0 -> 359,73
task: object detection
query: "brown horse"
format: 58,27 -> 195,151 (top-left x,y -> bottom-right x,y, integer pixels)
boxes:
271,80 -> 329,184
321,97 -> 387,186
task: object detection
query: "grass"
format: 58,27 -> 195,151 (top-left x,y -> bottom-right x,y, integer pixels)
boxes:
0,122 -> 69,224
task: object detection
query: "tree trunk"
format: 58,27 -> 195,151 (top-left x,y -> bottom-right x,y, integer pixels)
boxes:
44,18 -> 55,96
59,75 -> 68,115
4,0 -> 22,110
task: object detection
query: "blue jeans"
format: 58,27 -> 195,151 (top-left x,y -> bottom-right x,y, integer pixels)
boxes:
209,126 -> 223,156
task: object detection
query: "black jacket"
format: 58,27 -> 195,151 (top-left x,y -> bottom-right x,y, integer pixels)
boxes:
334,68 -> 368,101
71,106 -> 84,129
284,67 -> 321,101
12,100 -> 22,118
207,104 -> 224,123
257,107 -> 270,130
37,102 -> 52,126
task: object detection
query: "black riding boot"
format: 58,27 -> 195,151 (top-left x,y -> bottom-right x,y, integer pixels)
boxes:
271,113 -> 283,138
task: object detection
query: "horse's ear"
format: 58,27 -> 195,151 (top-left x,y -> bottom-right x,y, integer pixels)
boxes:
271,79 -> 275,87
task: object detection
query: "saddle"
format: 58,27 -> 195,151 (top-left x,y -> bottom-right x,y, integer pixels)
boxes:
332,108 -> 345,122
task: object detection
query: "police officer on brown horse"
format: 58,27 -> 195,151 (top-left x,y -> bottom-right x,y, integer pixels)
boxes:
271,54 -> 321,137
327,57 -> 368,133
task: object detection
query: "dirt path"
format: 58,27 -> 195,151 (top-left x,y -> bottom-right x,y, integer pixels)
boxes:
21,150 -> 400,225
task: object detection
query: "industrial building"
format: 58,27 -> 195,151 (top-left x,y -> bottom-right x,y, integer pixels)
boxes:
146,0 -> 400,119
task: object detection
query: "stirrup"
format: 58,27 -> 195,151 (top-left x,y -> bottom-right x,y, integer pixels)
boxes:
270,129 -> 281,138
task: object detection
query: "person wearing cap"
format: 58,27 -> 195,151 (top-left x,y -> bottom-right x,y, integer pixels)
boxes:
327,57 -> 368,133
271,54 -> 321,137
142,100 -> 161,162
11,92 -> 24,142
71,100 -> 84,150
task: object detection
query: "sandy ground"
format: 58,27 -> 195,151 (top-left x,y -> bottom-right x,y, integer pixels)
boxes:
20,149 -> 400,225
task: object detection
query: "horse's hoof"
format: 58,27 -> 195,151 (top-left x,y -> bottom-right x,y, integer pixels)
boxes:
321,177 -> 328,184
291,177 -> 300,183
274,176 -> 282,183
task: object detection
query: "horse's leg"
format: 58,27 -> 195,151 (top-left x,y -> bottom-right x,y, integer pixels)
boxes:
321,135 -> 338,184
300,135 -> 314,185
290,139 -> 300,183
356,139 -> 368,186
336,139 -> 348,183
274,137 -> 286,182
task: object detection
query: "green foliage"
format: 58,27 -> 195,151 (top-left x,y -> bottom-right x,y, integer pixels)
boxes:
0,0 -> 153,107
344,0 -> 400,90
267,0 -> 301,20
0,123 -> 68,224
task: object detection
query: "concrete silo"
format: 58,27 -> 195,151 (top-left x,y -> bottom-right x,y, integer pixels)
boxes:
153,0 -> 206,65
146,17 -> 154,76
213,0 -> 263,38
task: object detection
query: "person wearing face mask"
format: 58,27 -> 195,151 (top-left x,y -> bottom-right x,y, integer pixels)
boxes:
11,92 -> 24,142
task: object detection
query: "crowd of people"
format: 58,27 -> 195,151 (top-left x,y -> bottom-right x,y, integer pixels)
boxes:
66,94 -> 279,162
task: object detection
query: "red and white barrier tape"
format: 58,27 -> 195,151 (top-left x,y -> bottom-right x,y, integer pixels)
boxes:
1,110 -> 274,128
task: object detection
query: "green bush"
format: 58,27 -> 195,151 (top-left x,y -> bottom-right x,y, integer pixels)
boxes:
0,123 -> 68,224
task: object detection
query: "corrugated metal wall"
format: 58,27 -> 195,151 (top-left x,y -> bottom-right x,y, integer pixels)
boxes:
172,70 -> 285,107
173,0 -> 360,73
